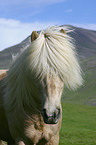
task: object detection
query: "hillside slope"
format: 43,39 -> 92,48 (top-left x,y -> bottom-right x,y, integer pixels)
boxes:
62,55 -> 96,106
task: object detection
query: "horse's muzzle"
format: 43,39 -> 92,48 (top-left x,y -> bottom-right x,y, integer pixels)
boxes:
42,108 -> 61,124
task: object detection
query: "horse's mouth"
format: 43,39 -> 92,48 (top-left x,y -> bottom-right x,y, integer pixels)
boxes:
41,109 -> 61,124
43,116 -> 60,124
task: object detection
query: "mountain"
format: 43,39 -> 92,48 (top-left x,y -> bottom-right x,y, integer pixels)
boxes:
70,26 -> 96,59
0,36 -> 31,69
0,25 -> 96,68
0,25 -> 96,106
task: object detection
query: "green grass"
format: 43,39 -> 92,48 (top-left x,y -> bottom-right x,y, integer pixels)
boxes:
59,103 -> 96,145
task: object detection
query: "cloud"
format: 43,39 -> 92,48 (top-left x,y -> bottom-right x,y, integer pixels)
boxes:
0,18 -> 55,51
64,9 -> 72,13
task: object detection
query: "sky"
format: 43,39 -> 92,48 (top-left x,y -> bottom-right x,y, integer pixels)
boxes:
0,0 -> 96,51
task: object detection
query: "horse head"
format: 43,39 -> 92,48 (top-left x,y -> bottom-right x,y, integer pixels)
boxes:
30,30 -> 65,124
30,27 -> 82,124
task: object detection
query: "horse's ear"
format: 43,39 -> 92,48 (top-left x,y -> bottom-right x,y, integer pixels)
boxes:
61,29 -> 66,34
31,31 -> 39,42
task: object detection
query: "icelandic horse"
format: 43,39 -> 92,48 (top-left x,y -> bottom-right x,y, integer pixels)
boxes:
0,26 -> 83,145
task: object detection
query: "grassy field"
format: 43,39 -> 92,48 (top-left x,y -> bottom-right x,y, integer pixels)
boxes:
60,103 -> 96,145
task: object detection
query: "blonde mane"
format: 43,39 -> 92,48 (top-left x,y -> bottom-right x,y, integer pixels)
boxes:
4,26 -> 83,112
28,26 -> 83,89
